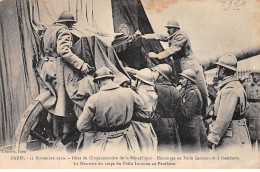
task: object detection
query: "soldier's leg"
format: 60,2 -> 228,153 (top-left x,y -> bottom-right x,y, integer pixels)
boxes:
53,115 -> 63,139
257,139 -> 260,152
62,115 -> 78,145
198,118 -> 208,151
251,139 -> 256,151
43,113 -> 55,141
172,59 -> 182,84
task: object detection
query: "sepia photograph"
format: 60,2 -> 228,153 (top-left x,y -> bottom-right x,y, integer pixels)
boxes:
0,0 -> 259,169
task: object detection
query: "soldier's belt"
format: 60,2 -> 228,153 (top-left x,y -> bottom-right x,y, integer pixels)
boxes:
132,116 -> 153,123
95,122 -> 131,132
232,114 -> 245,120
43,56 -> 57,62
44,52 -> 58,57
248,99 -> 260,103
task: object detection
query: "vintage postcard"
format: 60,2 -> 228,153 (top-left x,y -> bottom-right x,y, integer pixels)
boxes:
0,0 -> 259,169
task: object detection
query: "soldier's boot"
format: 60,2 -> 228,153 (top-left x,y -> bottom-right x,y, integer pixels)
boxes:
53,115 -> 63,139
251,139 -> 256,151
43,113 -> 55,141
61,117 -> 78,145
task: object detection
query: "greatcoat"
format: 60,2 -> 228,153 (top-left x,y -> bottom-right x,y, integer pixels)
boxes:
77,82 -> 144,153
208,76 -> 251,151
40,22 -> 87,117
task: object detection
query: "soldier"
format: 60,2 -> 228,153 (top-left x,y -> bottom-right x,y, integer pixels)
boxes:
178,69 -> 208,152
131,68 -> 158,153
151,64 -> 182,153
207,54 -> 251,151
123,67 -> 159,152
40,11 -> 93,144
244,69 -> 260,151
141,19 -> 208,117
77,66 -> 143,153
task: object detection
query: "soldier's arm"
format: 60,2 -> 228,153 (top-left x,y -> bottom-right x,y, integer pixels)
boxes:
132,89 -> 145,111
182,90 -> 199,120
77,96 -> 96,132
57,27 -> 84,70
157,34 -> 186,59
208,87 -> 238,145
142,33 -> 168,41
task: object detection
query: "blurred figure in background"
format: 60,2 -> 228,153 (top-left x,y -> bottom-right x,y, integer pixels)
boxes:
244,69 -> 260,151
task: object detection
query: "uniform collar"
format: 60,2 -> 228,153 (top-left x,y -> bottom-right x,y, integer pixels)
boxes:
99,82 -> 120,91
217,76 -> 238,89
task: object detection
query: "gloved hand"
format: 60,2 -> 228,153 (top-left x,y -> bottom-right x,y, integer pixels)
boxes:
81,63 -> 94,75
148,52 -> 158,59
207,140 -> 215,149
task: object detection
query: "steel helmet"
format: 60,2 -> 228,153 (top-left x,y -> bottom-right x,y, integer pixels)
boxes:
57,11 -> 76,23
214,54 -> 237,71
153,64 -> 173,82
165,19 -> 180,28
134,68 -> 155,86
179,69 -> 196,83
93,66 -> 114,83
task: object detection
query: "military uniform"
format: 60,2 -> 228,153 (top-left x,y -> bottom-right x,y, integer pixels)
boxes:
178,84 -> 207,152
77,82 -> 143,153
40,22 -> 86,117
131,84 -> 158,153
208,76 -> 251,151
153,81 -> 182,153
144,30 -> 208,116
244,81 -> 260,143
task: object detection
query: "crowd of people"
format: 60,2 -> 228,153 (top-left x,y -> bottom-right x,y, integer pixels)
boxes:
40,11 -> 258,154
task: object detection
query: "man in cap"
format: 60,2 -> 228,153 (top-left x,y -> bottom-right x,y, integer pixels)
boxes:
178,69 -> 208,152
131,68 -> 158,153
141,18 -> 208,118
244,69 -> 260,151
151,64 -> 182,153
207,54 -> 250,151
77,66 -> 143,153
40,11 -> 93,144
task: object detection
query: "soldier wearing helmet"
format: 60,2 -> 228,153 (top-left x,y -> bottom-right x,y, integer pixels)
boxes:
207,54 -> 251,151
244,69 -> 260,151
40,11 -> 93,145
77,66 -> 143,153
141,18 -> 208,118
177,69 -> 207,152
151,64 -> 182,153
131,68 -> 158,153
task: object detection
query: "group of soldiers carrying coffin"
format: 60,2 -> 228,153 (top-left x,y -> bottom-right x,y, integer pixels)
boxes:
39,11 -> 260,153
